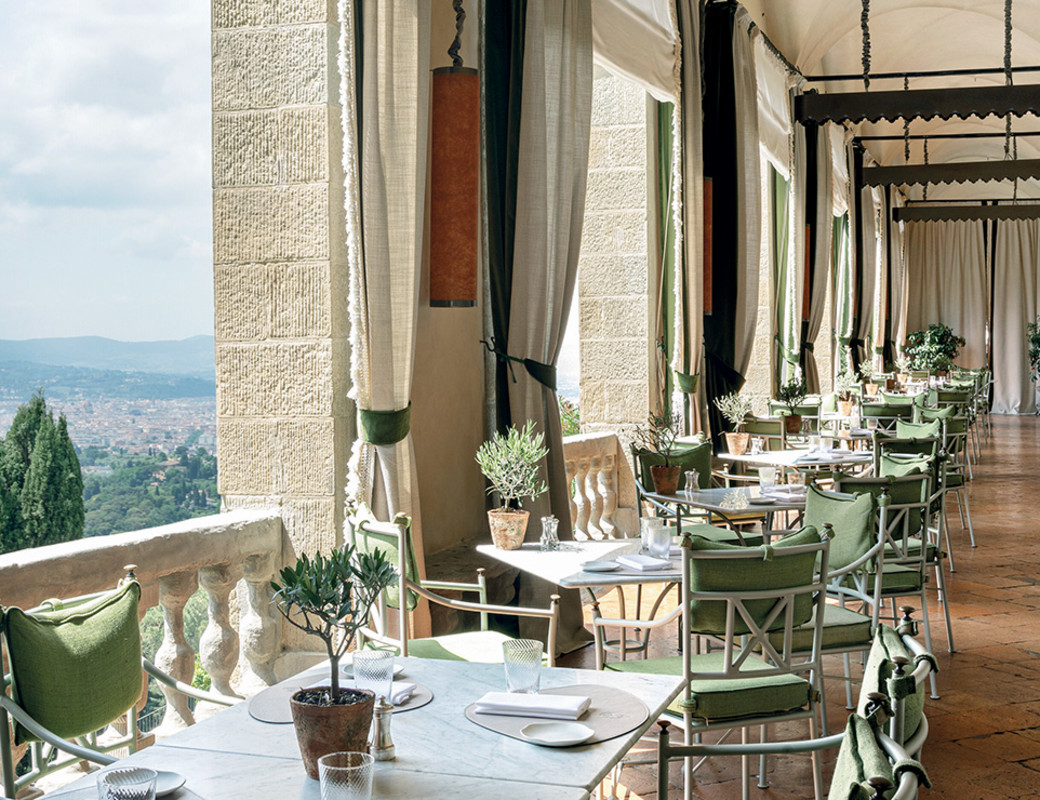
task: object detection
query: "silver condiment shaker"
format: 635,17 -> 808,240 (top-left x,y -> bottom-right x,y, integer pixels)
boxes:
371,695 -> 396,761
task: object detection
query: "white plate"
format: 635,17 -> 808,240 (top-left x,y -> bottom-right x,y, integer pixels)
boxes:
749,497 -> 776,505
521,721 -> 595,747
156,771 -> 186,798
581,561 -> 620,572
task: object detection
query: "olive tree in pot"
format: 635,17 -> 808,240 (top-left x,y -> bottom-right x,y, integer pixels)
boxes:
776,377 -> 808,435
633,412 -> 682,494
271,546 -> 396,779
858,360 -> 879,396
835,367 -> 858,417
475,421 -> 549,550
714,392 -> 753,455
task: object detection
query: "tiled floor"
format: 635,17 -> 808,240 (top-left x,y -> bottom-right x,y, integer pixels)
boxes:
558,414 -> 1040,799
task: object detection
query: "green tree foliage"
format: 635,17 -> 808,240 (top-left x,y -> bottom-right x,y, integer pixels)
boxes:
0,391 -> 84,553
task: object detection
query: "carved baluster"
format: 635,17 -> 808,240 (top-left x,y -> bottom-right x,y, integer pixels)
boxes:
240,552 -> 280,692
599,453 -> 618,539
154,571 -> 199,730
564,457 -> 579,535
587,454 -> 604,538
198,564 -> 243,698
573,457 -> 592,540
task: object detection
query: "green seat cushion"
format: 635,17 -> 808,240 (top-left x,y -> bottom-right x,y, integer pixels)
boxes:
895,419 -> 940,439
680,522 -> 763,547
914,405 -> 955,423
865,564 -> 923,594
805,486 -> 876,573
634,441 -> 711,490
403,631 -> 547,664
878,392 -> 914,406
827,714 -> 894,800
884,537 -> 938,563
857,625 -> 933,741
769,603 -> 873,653
607,651 -> 811,723
3,581 -> 142,744
945,473 -> 965,489
684,527 -> 822,635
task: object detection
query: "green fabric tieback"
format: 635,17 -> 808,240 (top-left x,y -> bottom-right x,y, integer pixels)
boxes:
774,333 -> 800,365
3,581 -> 143,745
359,405 -> 411,446
675,370 -> 699,394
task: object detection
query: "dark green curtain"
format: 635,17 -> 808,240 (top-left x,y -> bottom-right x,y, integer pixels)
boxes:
702,1 -> 744,449
484,0 -> 527,435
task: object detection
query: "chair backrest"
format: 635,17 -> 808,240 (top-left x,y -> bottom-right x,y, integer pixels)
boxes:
877,391 -> 914,406
681,527 -> 829,675
895,419 -> 940,440
860,403 -> 914,432
631,440 -> 711,492
804,485 -> 878,575
1,580 -> 143,745
743,417 -> 786,451
348,508 -> 420,611
834,472 -> 931,559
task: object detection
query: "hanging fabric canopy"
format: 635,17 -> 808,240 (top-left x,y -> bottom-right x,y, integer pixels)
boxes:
591,0 -> 674,103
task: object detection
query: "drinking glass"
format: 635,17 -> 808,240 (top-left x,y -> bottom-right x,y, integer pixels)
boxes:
640,516 -> 665,553
318,752 -> 375,800
788,470 -> 805,488
758,467 -> 776,492
647,525 -> 672,559
684,469 -> 700,492
502,639 -> 543,693
750,437 -> 763,455
808,434 -> 821,451
352,651 -> 395,702
97,768 -> 157,800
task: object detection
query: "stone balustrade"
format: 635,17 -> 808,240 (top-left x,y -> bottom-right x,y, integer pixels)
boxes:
561,432 -> 638,540
0,509 -> 285,735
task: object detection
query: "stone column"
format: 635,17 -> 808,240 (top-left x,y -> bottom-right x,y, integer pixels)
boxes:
212,0 -> 350,678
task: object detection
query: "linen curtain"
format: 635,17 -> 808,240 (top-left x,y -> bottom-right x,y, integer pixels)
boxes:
870,187 -> 888,371
887,192 -> 908,363
905,220 -> 988,369
832,213 -> 853,374
673,0 -> 704,431
802,122 -> 833,393
851,185 -> 880,369
339,1 -> 430,551
992,219 -> 1040,413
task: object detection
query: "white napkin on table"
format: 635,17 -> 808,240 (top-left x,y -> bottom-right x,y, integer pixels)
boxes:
473,691 -> 591,720
389,681 -> 416,706
615,554 -> 671,571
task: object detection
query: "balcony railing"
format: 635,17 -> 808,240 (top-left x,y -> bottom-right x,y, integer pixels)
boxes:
561,432 -> 638,540
0,510 -> 285,736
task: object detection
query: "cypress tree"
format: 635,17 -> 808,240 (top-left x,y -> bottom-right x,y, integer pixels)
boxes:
55,414 -> 85,543
21,418 -> 61,548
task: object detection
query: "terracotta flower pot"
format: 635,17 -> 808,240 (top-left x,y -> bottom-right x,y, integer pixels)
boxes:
783,414 -> 802,436
838,398 -> 855,417
725,432 -> 750,456
290,687 -> 374,779
864,383 -> 879,397
650,465 -> 681,495
487,508 -> 530,550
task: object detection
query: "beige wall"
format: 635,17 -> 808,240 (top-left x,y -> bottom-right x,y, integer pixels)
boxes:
212,0 -> 350,560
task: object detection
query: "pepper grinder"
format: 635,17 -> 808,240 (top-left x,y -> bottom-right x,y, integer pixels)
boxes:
371,696 -> 396,761
540,514 -> 560,551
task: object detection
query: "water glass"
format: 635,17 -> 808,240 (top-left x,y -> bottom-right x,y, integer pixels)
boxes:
788,470 -> 805,488
318,752 -> 375,800
539,514 -> 560,551
502,639 -> 543,693
750,436 -> 763,455
758,467 -> 776,492
352,651 -> 395,702
97,768 -> 157,800
808,434 -> 821,451
640,516 -> 665,553
684,469 -> 700,492
647,525 -> 672,559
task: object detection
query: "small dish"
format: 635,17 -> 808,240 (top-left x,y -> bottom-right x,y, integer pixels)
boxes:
155,770 -> 186,798
342,658 -> 405,679
749,497 -> 776,505
581,561 -> 620,572
520,721 -> 595,747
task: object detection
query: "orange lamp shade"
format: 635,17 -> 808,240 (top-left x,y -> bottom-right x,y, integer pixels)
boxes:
430,66 -> 479,307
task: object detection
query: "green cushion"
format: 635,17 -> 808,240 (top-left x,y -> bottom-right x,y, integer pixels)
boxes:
634,441 -> 711,490
865,564 -> 923,594
827,714 -> 894,800
684,527 -> 822,635
3,581 -> 142,744
913,405 -> 955,423
878,454 -> 930,479
857,625 -> 929,741
877,392 -> 913,406
945,473 -> 965,489
884,537 -> 938,563
861,403 -> 912,419
805,486 -> 876,573
680,522 -> 763,547
874,433 -> 937,459
350,513 -> 418,611
403,631 -> 546,664
607,651 -> 811,723
895,419 -> 940,439
769,603 -> 873,653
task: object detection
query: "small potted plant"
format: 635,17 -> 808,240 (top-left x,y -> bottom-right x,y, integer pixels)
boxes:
714,392 -> 754,455
835,367 -> 858,417
858,360 -> 879,397
894,352 -> 911,387
475,421 -> 549,549
776,376 -> 808,435
904,324 -> 965,376
271,546 -> 397,779
633,412 -> 682,494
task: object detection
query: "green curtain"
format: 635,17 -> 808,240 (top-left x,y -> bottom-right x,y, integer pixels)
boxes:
772,167 -> 798,389
832,213 -> 853,374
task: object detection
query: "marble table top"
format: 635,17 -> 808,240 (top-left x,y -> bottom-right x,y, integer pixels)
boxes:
49,658 -> 683,799
477,540 -> 683,588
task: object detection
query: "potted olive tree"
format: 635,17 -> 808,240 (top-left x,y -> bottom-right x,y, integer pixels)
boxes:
475,421 -> 549,550
776,377 -> 808,435
271,546 -> 396,779
714,392 -> 753,455
858,360 -> 879,396
835,367 -> 858,417
633,412 -> 682,494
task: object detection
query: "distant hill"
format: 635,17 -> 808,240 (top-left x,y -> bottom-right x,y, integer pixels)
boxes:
0,336 -> 215,378
0,361 -> 215,401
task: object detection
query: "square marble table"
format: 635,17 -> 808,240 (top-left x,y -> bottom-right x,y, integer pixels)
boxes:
48,658 -> 683,800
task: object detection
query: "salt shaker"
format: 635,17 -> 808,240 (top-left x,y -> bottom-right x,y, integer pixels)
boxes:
540,515 -> 560,551
371,695 -> 396,761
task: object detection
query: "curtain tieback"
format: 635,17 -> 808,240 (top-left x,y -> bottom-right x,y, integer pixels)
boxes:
359,405 -> 411,446
774,334 -> 800,365
849,337 -> 865,349
480,338 -> 557,391
801,341 -> 815,353
674,370 -> 700,394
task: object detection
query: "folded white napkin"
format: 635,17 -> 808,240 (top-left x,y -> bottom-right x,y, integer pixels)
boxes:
616,554 -> 671,571
473,691 -> 591,720
767,484 -> 807,497
390,681 -> 416,706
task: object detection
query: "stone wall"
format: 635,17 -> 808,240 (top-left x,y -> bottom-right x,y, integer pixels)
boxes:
579,67 -> 651,434
211,0 -> 349,561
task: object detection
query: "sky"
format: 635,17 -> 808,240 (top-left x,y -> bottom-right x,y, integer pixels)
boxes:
0,1 -> 213,342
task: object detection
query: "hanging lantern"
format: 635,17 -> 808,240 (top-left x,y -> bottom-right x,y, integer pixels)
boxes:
430,1 -> 479,307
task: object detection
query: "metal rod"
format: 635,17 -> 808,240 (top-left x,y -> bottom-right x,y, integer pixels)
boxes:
805,64 -> 1040,83
858,131 -> 1040,141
